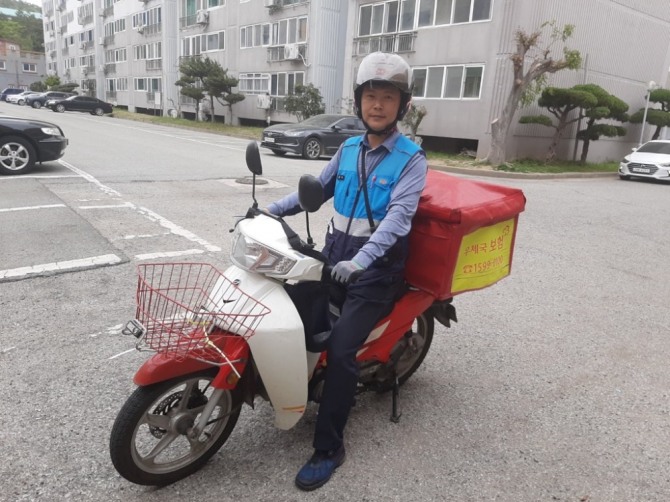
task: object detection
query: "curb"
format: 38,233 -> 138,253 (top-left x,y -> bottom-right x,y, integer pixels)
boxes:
428,164 -> 618,180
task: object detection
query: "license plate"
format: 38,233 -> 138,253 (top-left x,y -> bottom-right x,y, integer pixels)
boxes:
264,136 -> 275,143
631,167 -> 651,173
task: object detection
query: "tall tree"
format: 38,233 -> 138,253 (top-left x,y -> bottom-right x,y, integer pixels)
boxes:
628,88 -> 670,141
519,86 -> 597,162
176,57 -> 220,121
574,84 -> 628,163
206,67 -> 245,124
484,21 -> 582,165
284,83 -> 325,122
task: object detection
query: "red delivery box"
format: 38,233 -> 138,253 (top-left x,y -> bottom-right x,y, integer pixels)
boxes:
405,170 -> 526,300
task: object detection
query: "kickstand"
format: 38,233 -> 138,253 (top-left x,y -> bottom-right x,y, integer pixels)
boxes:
390,373 -> 401,423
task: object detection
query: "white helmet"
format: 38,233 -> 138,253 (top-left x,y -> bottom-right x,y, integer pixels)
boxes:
354,52 -> 413,123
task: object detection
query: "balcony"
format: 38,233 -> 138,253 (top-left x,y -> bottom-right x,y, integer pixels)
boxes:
266,0 -> 309,14
353,32 -> 417,56
104,35 -> 115,46
80,40 -> 94,51
61,46 -> 69,54
138,23 -> 162,36
101,5 -> 113,17
78,14 -> 93,25
105,62 -> 116,74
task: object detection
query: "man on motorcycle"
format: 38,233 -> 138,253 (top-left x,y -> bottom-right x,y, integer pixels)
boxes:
267,51 -> 427,491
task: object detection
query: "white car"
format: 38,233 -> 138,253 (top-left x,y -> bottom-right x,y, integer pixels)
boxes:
6,91 -> 36,105
619,140 -> 670,182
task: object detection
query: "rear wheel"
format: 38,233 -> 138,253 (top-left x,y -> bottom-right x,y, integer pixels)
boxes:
32,101 -> 42,109
109,369 -> 241,486
376,313 -> 434,392
0,135 -> 36,175
93,107 -> 104,116
302,137 -> 322,160
55,104 -> 65,113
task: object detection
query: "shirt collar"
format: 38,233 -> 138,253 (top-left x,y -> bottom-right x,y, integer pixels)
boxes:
361,129 -> 402,153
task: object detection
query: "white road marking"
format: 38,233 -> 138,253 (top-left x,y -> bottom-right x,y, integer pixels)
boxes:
135,249 -> 205,260
108,348 -> 136,360
58,160 -> 122,197
118,232 -> 170,240
78,202 -> 135,210
0,175 -> 79,180
0,204 -> 66,213
58,159 -> 222,252
90,323 -> 125,338
1,347 -> 16,354
0,254 -> 123,280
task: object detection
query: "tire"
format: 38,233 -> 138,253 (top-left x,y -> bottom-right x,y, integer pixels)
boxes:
302,137 -> 322,160
0,135 -> 36,175
55,104 -> 65,113
271,149 -> 287,156
17,99 -> 25,106
32,101 -> 42,109
93,107 -> 104,116
377,312 -> 434,392
109,369 -> 242,486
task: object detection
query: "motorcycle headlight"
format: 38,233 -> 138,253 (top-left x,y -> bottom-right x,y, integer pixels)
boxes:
231,233 -> 296,274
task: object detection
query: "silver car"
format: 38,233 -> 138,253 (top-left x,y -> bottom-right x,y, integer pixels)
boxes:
619,140 -> 670,182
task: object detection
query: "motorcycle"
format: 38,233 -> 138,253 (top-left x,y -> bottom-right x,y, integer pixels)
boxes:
109,141 -> 457,486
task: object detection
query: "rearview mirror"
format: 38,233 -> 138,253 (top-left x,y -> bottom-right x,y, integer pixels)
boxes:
332,125 -> 342,132
246,141 -> 262,176
298,175 -> 324,213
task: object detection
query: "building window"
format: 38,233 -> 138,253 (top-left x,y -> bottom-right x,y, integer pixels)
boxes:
23,63 -> 37,72
182,32 -> 224,55
270,71 -> 304,96
373,0 -> 491,32
134,77 -> 161,92
239,73 -> 270,94
412,64 -> 484,99
0,60 -> 5,71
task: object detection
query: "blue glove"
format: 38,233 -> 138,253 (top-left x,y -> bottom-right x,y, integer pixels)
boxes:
331,260 -> 364,284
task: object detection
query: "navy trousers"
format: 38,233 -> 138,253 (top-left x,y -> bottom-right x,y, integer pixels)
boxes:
313,271 -> 405,452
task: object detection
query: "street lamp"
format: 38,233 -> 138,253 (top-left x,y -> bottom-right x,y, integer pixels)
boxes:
639,80 -> 658,146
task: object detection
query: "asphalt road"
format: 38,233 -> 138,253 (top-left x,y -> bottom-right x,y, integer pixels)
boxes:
1,105 -> 669,502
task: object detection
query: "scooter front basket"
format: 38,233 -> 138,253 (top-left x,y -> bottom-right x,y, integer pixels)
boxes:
133,262 -> 270,364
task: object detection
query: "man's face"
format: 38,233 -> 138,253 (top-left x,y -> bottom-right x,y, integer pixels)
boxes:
360,83 -> 402,131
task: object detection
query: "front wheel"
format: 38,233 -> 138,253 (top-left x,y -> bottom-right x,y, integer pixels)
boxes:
55,104 -> 65,113
109,369 -> 241,486
0,135 -> 36,175
32,101 -> 42,109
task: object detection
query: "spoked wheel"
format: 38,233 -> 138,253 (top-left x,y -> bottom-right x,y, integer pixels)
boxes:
302,137 -> 322,160
0,136 -> 36,175
377,312 -> 434,392
109,369 -> 241,486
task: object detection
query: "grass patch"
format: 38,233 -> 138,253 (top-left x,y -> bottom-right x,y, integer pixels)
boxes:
495,159 -> 619,173
110,109 -> 619,173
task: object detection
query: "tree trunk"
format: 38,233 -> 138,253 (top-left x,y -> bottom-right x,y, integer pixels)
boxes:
210,96 -> 215,123
652,125 -> 661,140
486,85 -> 524,165
580,138 -> 591,164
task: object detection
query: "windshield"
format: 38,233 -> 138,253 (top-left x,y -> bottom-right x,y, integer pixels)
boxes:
299,115 -> 338,127
637,142 -> 670,154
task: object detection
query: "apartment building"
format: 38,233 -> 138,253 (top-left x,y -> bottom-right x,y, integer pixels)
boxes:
0,40 -> 46,91
42,0 -> 670,161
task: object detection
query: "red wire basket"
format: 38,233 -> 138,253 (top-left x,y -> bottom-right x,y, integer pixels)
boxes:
133,262 -> 270,365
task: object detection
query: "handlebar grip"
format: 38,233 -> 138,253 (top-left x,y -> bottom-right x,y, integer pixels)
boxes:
322,265 -> 363,285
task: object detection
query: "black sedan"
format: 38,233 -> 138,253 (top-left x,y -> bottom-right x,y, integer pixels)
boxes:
260,114 -> 366,160
47,95 -> 113,116
0,116 -> 68,175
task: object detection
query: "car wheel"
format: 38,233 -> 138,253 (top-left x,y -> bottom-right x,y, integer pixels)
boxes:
0,136 -> 36,175
619,174 -> 631,181
18,99 -> 25,106
302,137 -> 322,160
32,101 -> 42,109
272,150 -> 287,156
55,104 -> 65,113
93,107 -> 104,116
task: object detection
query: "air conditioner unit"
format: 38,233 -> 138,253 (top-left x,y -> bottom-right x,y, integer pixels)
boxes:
256,94 -> 271,110
283,43 -> 300,60
137,25 -> 145,33
196,10 -> 209,24
98,37 -> 104,45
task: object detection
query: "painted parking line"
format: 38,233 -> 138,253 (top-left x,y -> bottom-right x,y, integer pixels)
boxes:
0,175 -> 80,180
0,204 -> 66,213
0,254 -> 123,281
135,249 -> 205,260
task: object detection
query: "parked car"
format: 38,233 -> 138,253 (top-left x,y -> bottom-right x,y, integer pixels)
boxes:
260,114 -> 366,160
26,91 -> 74,109
0,88 -> 24,102
7,91 -> 37,105
619,140 -> 670,183
46,95 -> 113,116
0,116 -> 68,175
